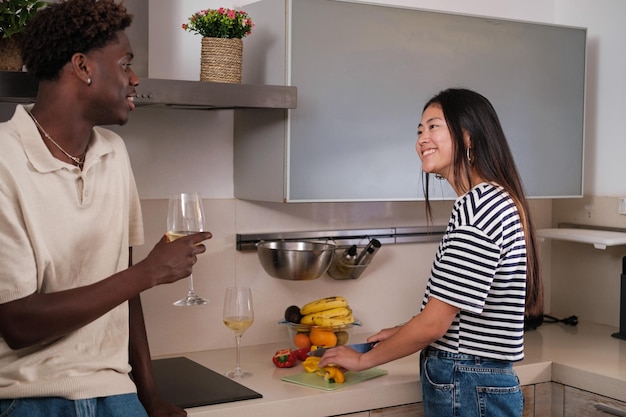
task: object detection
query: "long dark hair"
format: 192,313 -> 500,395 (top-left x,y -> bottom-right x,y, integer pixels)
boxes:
423,88 -> 543,317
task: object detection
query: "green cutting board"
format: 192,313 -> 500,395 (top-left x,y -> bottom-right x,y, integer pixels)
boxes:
281,367 -> 388,391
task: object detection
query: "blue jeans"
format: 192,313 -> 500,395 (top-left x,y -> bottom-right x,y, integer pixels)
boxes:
0,393 -> 148,417
420,347 -> 523,417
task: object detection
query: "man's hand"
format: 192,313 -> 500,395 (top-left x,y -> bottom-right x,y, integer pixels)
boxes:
143,397 -> 187,417
134,232 -> 212,288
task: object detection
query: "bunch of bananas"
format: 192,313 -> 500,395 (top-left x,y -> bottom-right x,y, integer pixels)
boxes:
299,296 -> 355,327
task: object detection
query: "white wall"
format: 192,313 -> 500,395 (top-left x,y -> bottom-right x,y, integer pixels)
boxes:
554,0 -> 626,197
110,0 -> 626,356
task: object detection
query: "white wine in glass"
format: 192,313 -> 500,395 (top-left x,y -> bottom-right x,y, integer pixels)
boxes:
167,192 -> 209,306
223,287 -> 254,378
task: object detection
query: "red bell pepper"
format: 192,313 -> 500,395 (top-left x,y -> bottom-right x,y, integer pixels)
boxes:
293,347 -> 310,361
272,349 -> 297,368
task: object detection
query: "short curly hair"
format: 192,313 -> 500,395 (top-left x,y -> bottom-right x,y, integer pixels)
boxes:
22,0 -> 133,81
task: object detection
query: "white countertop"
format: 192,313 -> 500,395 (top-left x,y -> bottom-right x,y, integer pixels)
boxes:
169,321 -> 626,417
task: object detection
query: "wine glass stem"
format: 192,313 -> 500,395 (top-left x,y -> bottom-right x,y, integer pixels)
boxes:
188,272 -> 196,294
235,334 -> 242,372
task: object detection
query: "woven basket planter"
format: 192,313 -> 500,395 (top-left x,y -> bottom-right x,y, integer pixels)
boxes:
0,36 -> 23,71
200,37 -> 243,83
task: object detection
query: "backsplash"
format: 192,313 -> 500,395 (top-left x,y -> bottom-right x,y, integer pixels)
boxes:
135,197 -> 553,357
137,195 -> 626,357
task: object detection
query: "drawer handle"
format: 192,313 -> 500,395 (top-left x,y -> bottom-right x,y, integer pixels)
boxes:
595,403 -> 626,416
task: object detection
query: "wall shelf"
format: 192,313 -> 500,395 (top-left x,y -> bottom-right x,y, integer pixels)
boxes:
537,223 -> 626,250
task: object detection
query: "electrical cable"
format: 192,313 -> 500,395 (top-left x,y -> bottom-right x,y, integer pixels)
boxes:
542,314 -> 578,326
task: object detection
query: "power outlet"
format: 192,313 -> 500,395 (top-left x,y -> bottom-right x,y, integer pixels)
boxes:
620,198 -> 626,215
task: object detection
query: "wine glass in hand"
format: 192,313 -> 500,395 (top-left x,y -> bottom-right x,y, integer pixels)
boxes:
167,192 -> 209,306
223,287 -> 254,378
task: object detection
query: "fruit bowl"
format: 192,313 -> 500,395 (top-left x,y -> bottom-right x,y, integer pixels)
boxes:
280,320 -> 361,349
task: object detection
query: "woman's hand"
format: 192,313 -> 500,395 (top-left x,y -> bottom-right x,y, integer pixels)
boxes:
318,344 -> 368,372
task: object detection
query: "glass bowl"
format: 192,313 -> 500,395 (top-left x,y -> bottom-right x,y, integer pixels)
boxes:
279,320 -> 361,349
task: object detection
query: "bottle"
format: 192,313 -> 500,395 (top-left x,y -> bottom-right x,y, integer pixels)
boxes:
339,245 -> 358,265
355,239 -> 381,266
330,245 -> 359,278
337,245 -> 358,273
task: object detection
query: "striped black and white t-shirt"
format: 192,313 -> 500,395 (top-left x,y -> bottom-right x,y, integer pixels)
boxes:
421,182 -> 527,361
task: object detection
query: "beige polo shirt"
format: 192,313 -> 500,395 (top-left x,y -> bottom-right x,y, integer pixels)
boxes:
0,105 -> 144,399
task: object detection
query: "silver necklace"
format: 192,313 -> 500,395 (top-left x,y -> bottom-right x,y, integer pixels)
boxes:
28,111 -> 86,168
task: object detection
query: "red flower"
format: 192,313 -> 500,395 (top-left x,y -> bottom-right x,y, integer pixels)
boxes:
182,8 -> 254,39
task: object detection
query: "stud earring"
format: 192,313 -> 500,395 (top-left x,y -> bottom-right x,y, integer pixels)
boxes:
87,78 -> 92,86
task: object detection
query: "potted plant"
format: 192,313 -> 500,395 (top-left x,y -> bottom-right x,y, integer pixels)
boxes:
182,7 -> 254,83
0,0 -> 47,71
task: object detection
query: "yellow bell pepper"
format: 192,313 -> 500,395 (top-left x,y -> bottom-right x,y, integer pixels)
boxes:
321,366 -> 345,384
301,356 -> 345,383
302,356 -> 321,373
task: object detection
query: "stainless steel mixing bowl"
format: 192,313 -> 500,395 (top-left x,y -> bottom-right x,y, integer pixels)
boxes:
256,240 -> 335,280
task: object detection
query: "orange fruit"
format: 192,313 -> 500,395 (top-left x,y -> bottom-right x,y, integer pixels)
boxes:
309,328 -> 337,347
293,332 -> 311,349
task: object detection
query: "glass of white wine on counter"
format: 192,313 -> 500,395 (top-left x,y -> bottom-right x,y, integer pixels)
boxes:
166,192 -> 209,306
223,286 -> 254,378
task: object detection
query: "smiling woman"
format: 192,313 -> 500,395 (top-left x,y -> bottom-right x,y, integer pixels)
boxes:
315,88 -> 542,417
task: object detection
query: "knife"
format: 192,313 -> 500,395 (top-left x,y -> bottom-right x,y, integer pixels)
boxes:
307,342 -> 376,357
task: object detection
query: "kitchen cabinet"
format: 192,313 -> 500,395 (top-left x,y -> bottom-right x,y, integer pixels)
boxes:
330,403 -> 423,417
331,384 -> 539,417
234,0 -> 585,202
370,403 -> 423,417
370,384 -> 626,417
563,385 -> 626,416
523,382 -> 565,417
535,382 -> 564,417
521,382 -> 626,416
523,385 -> 535,417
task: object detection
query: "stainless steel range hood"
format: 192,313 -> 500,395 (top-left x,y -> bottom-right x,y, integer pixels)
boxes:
133,78 -> 296,109
0,0 -> 296,110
